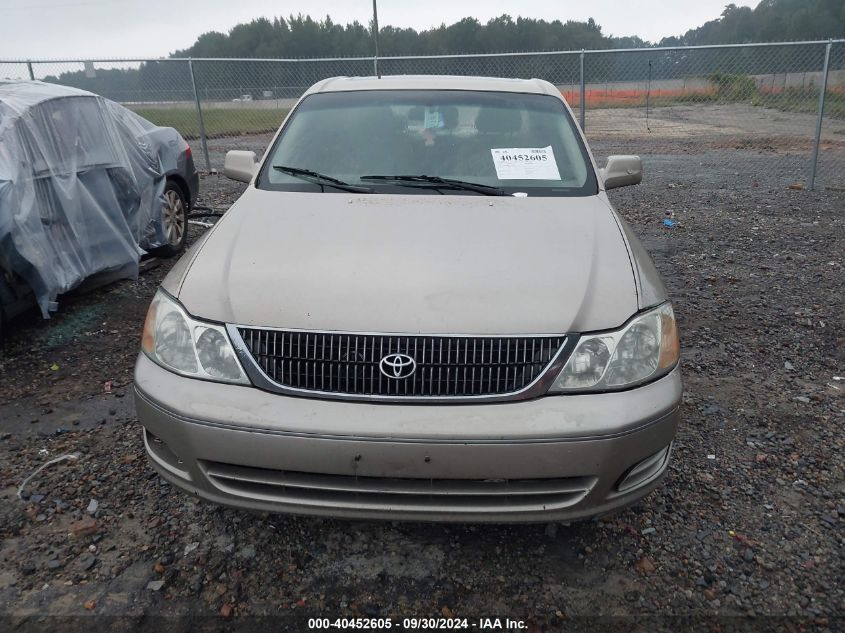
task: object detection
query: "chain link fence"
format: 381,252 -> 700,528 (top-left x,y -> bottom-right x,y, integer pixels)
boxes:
2,40 -> 844,190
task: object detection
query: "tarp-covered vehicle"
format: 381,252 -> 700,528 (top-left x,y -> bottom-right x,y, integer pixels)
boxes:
0,80 -> 198,335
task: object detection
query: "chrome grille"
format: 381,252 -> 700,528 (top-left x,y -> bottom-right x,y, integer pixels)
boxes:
236,328 -> 566,399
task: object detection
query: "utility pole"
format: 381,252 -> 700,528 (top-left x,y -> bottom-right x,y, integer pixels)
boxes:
372,0 -> 381,78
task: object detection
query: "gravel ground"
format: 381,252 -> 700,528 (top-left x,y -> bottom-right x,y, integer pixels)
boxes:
1,135 -> 844,631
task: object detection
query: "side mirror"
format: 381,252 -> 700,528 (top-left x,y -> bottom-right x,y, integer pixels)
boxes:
599,155 -> 642,190
224,150 -> 258,183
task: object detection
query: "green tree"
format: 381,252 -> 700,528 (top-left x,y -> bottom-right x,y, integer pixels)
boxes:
662,0 -> 845,45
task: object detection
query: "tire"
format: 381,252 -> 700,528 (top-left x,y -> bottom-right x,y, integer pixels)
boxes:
155,180 -> 188,257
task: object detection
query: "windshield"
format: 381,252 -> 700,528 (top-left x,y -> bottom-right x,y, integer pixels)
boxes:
257,89 -> 597,196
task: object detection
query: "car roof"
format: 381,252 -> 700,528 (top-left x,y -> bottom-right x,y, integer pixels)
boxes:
305,75 -> 560,97
0,80 -> 96,112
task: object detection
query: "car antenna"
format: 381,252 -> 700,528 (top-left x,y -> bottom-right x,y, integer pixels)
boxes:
372,0 -> 381,79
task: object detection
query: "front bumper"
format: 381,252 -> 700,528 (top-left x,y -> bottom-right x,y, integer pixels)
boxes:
134,353 -> 681,522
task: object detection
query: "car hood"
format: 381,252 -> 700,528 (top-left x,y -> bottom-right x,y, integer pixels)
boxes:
174,189 -> 639,334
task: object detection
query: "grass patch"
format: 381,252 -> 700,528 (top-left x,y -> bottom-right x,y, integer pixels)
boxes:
128,107 -> 289,139
753,88 -> 845,120
707,73 -> 758,101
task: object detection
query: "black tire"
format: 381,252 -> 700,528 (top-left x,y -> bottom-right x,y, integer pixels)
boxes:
154,180 -> 188,257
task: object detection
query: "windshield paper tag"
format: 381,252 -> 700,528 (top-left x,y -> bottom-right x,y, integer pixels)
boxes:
424,108 -> 445,129
490,146 -> 561,180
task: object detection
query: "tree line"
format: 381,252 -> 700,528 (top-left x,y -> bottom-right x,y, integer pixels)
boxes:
172,0 -> 845,59
38,1 -> 845,104
661,0 -> 845,47
174,15 -> 619,59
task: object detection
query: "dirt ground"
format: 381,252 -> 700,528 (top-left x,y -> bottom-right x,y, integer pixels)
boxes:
1,126 -> 844,632
189,103 -> 845,190
587,103 -> 844,141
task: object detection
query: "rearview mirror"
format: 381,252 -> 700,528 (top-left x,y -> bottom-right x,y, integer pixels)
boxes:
600,155 -> 642,190
224,150 -> 258,183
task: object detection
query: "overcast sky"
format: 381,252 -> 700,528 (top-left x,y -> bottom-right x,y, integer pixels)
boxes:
0,0 -> 758,59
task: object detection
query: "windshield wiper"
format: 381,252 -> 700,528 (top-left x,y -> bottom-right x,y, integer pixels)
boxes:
360,174 -> 506,196
273,165 -> 373,193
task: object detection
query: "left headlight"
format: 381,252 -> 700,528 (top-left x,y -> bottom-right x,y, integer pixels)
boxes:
550,302 -> 679,393
141,289 -> 249,385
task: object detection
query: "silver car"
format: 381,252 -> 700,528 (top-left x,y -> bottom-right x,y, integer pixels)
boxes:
134,75 -> 681,523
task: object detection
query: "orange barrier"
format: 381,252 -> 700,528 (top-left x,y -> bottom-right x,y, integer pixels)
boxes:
561,84 -> 845,108
562,87 -> 715,107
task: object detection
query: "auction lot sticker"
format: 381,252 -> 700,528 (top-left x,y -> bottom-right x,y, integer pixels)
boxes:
490,146 -> 561,180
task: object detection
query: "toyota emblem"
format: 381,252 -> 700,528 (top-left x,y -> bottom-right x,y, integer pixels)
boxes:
379,353 -> 416,379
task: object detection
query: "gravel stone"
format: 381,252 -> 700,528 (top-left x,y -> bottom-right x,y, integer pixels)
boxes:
0,135 -> 843,621
77,554 -> 97,571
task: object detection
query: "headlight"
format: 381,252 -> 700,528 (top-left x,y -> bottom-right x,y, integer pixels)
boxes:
141,290 -> 249,384
550,303 -> 679,393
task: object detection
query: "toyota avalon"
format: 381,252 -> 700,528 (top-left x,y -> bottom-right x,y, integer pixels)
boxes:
134,75 -> 681,522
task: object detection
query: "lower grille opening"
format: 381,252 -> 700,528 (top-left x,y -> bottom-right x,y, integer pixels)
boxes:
203,461 -> 596,513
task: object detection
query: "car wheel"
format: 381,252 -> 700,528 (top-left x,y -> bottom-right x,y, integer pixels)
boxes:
157,180 -> 188,256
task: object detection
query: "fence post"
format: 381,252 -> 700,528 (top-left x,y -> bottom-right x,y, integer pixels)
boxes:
26,61 -> 34,80
372,0 -> 381,78
579,50 -> 586,131
809,41 -> 832,191
187,58 -> 212,173
646,59 -> 653,131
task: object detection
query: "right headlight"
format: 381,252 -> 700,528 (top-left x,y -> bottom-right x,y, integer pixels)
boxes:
141,289 -> 249,385
550,302 -> 679,393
